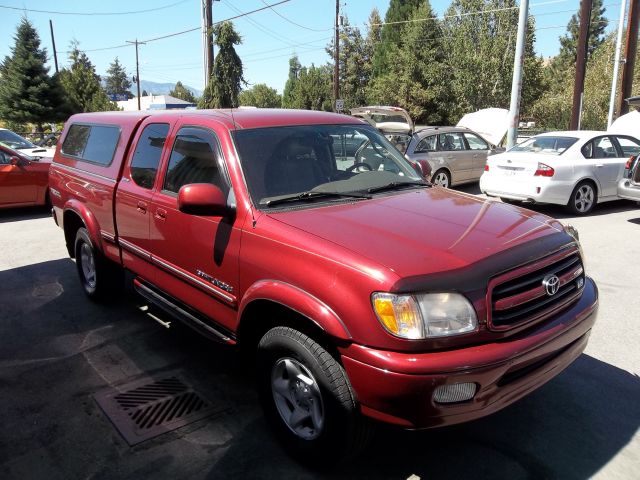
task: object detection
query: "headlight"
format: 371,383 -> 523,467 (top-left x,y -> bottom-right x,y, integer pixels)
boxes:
372,292 -> 477,339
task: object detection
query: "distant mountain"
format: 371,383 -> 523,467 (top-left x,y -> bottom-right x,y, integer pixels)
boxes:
100,77 -> 202,98
137,80 -> 202,98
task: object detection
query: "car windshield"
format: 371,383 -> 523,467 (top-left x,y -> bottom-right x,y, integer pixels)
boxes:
232,124 -> 424,208
510,136 -> 578,155
0,130 -> 36,150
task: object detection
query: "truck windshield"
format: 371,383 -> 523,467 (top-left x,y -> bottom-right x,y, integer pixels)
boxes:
232,124 -> 423,208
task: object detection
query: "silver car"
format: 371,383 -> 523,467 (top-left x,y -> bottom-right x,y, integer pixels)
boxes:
617,155 -> 640,202
404,126 -> 500,188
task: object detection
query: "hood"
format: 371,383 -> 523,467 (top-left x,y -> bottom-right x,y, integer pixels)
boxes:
18,146 -> 56,158
268,188 -> 564,279
350,106 -> 414,135
457,108 -> 509,146
608,110 -> 640,137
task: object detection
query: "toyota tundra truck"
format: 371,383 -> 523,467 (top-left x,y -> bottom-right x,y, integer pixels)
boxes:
49,109 -> 598,463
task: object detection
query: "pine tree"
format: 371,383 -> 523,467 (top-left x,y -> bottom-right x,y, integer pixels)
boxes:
199,22 -> 245,108
169,81 -> 196,103
59,42 -> 115,113
104,57 -> 132,98
558,0 -> 608,63
282,55 -> 302,108
0,17 -> 66,131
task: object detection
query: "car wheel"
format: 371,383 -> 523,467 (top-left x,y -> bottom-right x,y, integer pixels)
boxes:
567,181 -> 596,215
432,169 -> 451,188
257,327 -> 373,465
74,227 -> 122,301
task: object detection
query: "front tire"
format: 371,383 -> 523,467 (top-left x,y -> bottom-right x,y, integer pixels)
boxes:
432,169 -> 451,188
74,227 -> 122,301
257,327 -> 373,465
567,181 -> 596,215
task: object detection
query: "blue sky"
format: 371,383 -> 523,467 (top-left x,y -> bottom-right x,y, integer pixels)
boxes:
0,0 -> 623,94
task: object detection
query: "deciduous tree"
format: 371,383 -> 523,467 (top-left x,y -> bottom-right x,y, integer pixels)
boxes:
239,83 -> 281,108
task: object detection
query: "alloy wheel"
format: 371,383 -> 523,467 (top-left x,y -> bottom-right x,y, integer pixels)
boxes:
80,243 -> 97,288
573,184 -> 594,213
271,357 -> 325,440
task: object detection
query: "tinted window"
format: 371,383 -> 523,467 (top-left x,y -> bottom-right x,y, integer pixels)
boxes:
439,132 -> 465,151
583,137 -> 617,159
61,124 -> 120,165
130,123 -> 169,189
463,132 -> 489,150
615,136 -> 640,156
414,135 -> 437,153
163,127 -> 227,195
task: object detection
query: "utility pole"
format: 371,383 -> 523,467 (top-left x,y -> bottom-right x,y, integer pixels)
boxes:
49,20 -> 59,74
126,40 -> 145,110
619,0 -> 639,116
333,0 -> 340,111
506,0 -> 529,149
607,0 -> 628,127
202,0 -> 218,88
570,0 -> 593,130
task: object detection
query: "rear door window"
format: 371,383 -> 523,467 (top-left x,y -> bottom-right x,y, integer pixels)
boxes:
61,124 -> 120,165
129,123 -> 169,189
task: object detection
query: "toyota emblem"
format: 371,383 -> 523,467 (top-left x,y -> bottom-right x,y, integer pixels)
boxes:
542,274 -> 560,296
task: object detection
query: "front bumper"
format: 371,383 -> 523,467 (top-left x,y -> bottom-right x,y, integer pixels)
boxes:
341,277 -> 598,429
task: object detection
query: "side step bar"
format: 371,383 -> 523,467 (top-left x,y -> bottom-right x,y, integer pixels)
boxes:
134,279 -> 236,345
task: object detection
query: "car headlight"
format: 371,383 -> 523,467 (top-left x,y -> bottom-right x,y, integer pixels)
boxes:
372,292 -> 477,339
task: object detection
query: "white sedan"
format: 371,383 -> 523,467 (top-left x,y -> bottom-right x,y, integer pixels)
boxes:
479,131 -> 640,214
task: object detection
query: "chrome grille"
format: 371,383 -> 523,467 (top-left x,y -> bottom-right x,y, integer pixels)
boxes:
489,248 -> 585,330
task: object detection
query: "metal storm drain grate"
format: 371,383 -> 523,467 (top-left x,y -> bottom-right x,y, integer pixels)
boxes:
94,374 -> 223,445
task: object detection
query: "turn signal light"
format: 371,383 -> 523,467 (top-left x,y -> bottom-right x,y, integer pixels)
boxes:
534,162 -> 554,177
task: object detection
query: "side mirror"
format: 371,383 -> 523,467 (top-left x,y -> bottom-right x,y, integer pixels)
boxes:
178,183 -> 232,217
411,159 -> 432,180
10,156 -> 21,166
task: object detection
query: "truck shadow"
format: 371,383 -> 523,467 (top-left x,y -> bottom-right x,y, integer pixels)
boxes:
1,259 -> 637,479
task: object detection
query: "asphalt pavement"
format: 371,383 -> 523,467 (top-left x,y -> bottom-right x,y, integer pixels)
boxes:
0,192 -> 638,480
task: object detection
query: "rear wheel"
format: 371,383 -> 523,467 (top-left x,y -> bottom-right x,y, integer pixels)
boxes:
432,169 -> 451,188
567,181 -> 596,215
74,227 -> 122,301
257,327 -> 373,465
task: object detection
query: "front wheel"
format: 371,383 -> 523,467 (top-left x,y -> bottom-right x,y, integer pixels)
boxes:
257,327 -> 373,465
74,227 -> 122,301
432,169 -> 451,188
567,181 -> 596,215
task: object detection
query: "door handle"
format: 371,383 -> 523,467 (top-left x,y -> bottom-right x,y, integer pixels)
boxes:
155,208 -> 167,220
595,164 -> 604,168
136,201 -> 147,213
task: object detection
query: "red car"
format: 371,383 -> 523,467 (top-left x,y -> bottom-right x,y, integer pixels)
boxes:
0,144 -> 51,209
50,109 -> 598,463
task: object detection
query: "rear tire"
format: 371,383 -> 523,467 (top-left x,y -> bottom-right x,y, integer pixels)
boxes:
257,327 -> 373,466
74,227 -> 123,301
432,169 -> 451,188
567,181 -> 596,215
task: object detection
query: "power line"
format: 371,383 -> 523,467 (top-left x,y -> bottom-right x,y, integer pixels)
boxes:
259,0 -> 332,32
222,0 -> 299,47
0,0 -> 189,16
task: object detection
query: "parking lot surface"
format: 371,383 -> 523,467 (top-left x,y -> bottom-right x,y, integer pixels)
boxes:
1,192 -> 639,479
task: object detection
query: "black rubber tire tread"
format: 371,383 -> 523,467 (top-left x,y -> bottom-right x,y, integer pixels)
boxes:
567,180 -> 597,215
74,227 -> 123,302
257,326 -> 374,466
432,168 -> 451,188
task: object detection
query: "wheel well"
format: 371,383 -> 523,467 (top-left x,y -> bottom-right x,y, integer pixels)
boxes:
237,300 -> 340,360
576,178 -> 598,196
63,210 -> 84,258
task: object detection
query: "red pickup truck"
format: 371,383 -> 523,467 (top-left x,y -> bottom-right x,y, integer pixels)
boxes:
50,109 -> 598,463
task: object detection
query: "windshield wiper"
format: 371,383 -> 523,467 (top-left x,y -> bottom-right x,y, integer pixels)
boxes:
367,180 -> 430,194
262,190 -> 372,207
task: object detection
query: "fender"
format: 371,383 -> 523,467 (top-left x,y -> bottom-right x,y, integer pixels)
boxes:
239,280 -> 352,341
63,198 -> 103,252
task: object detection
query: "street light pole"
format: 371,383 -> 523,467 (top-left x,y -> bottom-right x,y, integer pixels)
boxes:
506,0 -> 529,149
